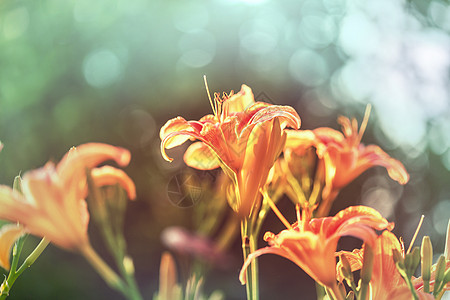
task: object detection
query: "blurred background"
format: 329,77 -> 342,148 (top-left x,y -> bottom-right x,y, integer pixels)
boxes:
0,0 -> 449,299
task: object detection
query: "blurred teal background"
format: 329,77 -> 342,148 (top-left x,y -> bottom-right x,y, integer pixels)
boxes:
0,0 -> 449,299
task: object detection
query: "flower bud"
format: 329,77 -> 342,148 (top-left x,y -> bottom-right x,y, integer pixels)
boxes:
421,236 -> 432,282
339,254 -> 353,281
434,255 -> 446,285
433,255 -> 447,297
407,247 -> 420,277
361,244 -> 374,284
12,175 -> 22,194
346,291 -> 355,300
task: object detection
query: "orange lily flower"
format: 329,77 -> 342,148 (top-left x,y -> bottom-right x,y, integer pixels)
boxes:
0,143 -> 136,250
337,230 -> 449,299
337,230 -> 405,299
0,224 -> 25,271
311,105 -> 409,216
160,84 -> 301,217
239,205 -> 393,293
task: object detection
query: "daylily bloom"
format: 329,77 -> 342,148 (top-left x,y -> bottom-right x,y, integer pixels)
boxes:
337,230 -> 449,299
0,224 -> 25,270
311,105 -> 409,216
337,230 -> 405,299
160,84 -> 301,217
0,143 -> 136,250
239,205 -> 393,293
282,129 -> 324,206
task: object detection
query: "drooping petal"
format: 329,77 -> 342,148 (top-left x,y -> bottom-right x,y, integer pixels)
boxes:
323,206 -> 394,238
239,246 -> 300,284
91,166 -> 137,200
57,143 -> 131,183
183,142 -> 220,170
358,145 -> 409,185
0,224 -> 25,271
249,105 -> 301,130
160,117 -> 199,152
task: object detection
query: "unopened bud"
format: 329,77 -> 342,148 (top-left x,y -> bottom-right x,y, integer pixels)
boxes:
433,255 -> 446,297
407,247 -> 420,276
435,255 -> 446,284
338,282 -> 346,298
421,236 -> 433,281
12,175 -> 22,194
361,244 -> 374,284
123,255 -> 135,275
339,254 -> 353,281
346,291 -> 355,300
443,268 -> 450,286
392,248 -> 404,264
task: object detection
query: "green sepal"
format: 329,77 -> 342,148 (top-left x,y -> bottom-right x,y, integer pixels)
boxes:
12,175 -> 22,194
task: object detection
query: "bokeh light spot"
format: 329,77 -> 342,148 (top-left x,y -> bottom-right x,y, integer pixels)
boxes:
339,11 -> 380,57
2,7 -> 29,40
289,49 -> 329,86
239,19 -> 278,55
178,30 -> 216,68
173,3 -> 209,33
432,199 -> 450,234
83,49 -> 123,88
298,14 -> 337,49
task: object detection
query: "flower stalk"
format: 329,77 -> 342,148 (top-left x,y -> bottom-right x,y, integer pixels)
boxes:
0,237 -> 49,300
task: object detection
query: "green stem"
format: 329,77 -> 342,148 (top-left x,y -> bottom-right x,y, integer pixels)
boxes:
115,255 -> 143,300
99,216 -> 143,300
315,282 -> 327,300
0,237 -> 49,300
241,219 -> 259,300
79,243 -> 128,298
16,238 -> 50,276
404,279 -> 419,300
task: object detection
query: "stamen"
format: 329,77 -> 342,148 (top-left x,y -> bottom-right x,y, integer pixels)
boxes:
445,219 -> 449,259
406,215 -> 424,254
296,204 -> 301,225
399,237 -> 405,257
262,190 -> 292,230
358,104 -> 372,143
203,75 -> 216,116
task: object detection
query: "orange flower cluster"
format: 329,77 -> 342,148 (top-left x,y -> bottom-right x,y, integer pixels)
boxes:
160,83 -> 450,299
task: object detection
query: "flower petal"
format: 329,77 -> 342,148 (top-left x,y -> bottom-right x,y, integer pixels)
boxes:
359,145 -> 409,185
91,166 -> 137,200
0,224 -> 25,271
21,166 -> 89,249
57,143 -> 131,182
249,105 -> 301,130
238,118 -> 285,216
183,142 -> 220,170
239,246 -> 295,284
223,84 -> 255,114
325,206 -> 394,238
